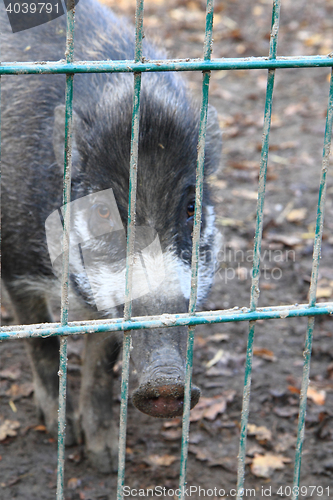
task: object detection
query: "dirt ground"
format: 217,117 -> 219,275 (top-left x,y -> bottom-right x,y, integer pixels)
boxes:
1,0 -> 333,499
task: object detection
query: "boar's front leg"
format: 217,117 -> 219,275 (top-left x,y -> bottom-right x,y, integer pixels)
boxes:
79,331 -> 121,473
4,286 -> 76,445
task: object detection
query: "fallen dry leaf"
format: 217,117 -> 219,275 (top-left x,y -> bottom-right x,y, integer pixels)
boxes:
261,282 -> 277,290
287,385 -> 300,395
247,424 -> 272,443
273,407 -> 299,418
34,424 -> 47,432
162,418 -> 181,429
6,382 -> 34,400
301,231 -> 316,239
67,478 -> 81,490
327,363 -> 333,380
9,400 -> 17,413
232,188 -> 258,200
286,208 -> 307,222
190,391 -> 235,422
0,305 -> 12,320
68,450 -> 84,464
307,387 -> 326,406
145,454 -> 177,467
189,445 -> 237,472
0,366 -> 21,380
247,443 -> 265,457
266,234 -> 302,247
188,446 -> 209,462
217,217 -> 244,228
251,453 -> 292,478
274,433 -> 297,453
206,333 -> 230,343
206,366 -> 233,377
270,154 -> 290,165
161,429 -> 182,441
253,347 -> 276,362
229,160 -> 258,171
0,419 -> 20,441
284,102 -> 307,116
208,178 -> 227,189
288,384 -> 326,405
235,267 -> 248,281
316,287 -> 332,299
194,335 -> 208,348
206,349 -> 225,368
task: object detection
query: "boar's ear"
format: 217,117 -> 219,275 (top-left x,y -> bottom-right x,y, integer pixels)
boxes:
205,104 -> 222,173
53,104 -> 81,177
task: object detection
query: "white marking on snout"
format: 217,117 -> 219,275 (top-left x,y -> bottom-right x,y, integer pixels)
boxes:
81,230 -> 166,310
201,205 -> 216,244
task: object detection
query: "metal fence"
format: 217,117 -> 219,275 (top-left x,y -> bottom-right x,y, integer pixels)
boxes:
0,0 -> 333,499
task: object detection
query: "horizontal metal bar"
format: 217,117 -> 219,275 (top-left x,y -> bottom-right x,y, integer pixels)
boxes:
0,55 -> 332,76
1,302 -> 332,340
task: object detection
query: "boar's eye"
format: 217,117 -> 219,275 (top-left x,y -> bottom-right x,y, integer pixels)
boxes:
89,203 -> 114,237
96,204 -> 111,219
187,201 -> 195,219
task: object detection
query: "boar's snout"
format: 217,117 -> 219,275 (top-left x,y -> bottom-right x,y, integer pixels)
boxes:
130,303 -> 201,417
132,378 -> 201,418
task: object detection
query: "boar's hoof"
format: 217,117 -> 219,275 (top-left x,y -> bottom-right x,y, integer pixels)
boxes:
83,421 -> 119,474
132,379 -> 201,418
86,447 -> 118,475
35,387 -> 77,446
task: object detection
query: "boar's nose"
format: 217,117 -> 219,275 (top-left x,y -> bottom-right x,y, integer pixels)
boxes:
132,378 -> 201,418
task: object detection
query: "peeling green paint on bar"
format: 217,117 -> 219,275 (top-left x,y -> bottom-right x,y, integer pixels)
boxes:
292,67 -> 333,500
117,2 -> 144,499
179,1 -> 214,497
0,55 -> 332,75
56,3 -> 75,500
236,2 -> 281,498
1,302 -> 333,340
0,35 -> 2,318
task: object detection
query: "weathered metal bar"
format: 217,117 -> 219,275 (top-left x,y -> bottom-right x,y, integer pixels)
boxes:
0,30 -> 2,327
56,1 -> 75,499
117,1 -> 144,498
1,302 -> 333,340
179,1 -> 214,496
236,2 -> 281,498
292,67 -> 333,500
0,55 -> 332,75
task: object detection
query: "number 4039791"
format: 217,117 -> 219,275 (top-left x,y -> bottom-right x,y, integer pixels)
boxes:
277,486 -> 330,497
6,3 -> 59,14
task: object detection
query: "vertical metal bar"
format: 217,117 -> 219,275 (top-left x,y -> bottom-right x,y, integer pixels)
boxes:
56,1 -> 75,499
0,30 -> 2,328
291,67 -> 333,500
179,1 -> 214,497
236,2 -> 281,498
117,1 -> 144,498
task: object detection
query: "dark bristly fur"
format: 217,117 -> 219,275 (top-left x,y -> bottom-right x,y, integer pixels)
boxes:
1,0 -> 222,472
